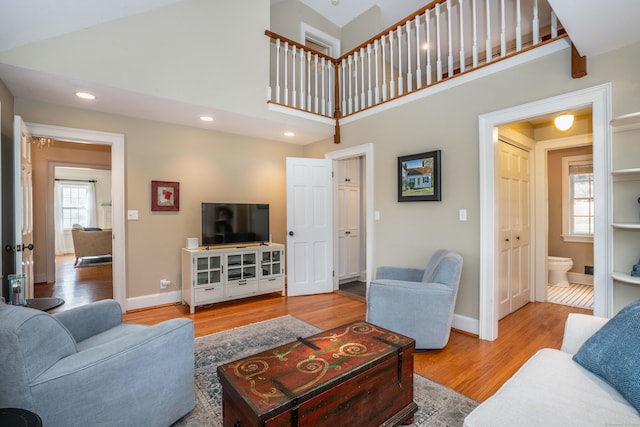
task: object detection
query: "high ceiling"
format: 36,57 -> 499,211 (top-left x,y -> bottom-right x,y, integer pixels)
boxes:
1,0 -> 639,143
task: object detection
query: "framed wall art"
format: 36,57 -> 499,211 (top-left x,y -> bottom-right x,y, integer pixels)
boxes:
397,150 -> 441,202
151,180 -> 180,211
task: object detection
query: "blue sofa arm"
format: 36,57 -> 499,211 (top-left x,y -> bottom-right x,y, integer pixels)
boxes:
375,266 -> 424,282
53,299 -> 123,343
32,318 -> 194,427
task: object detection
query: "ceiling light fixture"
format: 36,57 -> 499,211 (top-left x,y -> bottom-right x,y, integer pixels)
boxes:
31,136 -> 54,149
75,91 -> 96,100
200,116 -> 214,122
331,0 -> 339,5
284,131 -> 295,137
554,114 -> 574,131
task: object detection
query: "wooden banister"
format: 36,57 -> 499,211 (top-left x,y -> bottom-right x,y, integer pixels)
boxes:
265,0 -> 568,141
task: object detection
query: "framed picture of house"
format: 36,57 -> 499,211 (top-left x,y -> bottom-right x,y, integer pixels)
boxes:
397,150 -> 441,202
151,181 -> 180,211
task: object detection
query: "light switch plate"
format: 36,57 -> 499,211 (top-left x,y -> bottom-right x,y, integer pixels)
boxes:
127,210 -> 139,220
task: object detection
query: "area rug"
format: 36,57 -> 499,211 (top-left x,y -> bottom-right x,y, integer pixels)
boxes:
172,315 -> 477,426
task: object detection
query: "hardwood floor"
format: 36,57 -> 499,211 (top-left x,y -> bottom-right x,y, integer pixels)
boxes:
34,254 -> 113,312
36,257 -> 592,403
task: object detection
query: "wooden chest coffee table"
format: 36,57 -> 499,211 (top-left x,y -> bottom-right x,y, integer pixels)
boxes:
217,320 -> 417,427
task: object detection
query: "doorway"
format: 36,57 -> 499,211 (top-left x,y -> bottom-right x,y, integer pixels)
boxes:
478,83 -> 611,341
326,143 -> 374,296
26,122 -> 126,311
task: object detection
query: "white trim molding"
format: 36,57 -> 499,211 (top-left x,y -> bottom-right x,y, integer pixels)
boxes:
478,83 -> 612,341
26,122 -> 127,312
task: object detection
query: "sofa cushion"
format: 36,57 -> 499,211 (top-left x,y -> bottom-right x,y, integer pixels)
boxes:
573,299 -> 640,413
464,348 -> 639,427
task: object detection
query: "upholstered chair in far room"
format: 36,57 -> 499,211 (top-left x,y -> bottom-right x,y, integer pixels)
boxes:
366,250 -> 463,350
0,299 -> 194,427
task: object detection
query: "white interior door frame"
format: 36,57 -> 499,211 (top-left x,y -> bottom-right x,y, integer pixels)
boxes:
26,122 -> 126,312
533,134 -> 593,305
326,143 -> 374,289
478,83 -> 611,341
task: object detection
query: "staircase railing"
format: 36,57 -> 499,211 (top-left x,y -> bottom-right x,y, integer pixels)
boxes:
266,0 -> 565,122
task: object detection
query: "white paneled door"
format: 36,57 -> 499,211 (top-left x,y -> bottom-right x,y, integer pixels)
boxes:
498,140 -> 531,319
286,157 -> 333,296
13,116 -> 35,299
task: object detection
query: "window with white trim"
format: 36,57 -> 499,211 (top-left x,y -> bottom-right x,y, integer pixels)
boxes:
562,154 -> 594,242
61,184 -> 89,229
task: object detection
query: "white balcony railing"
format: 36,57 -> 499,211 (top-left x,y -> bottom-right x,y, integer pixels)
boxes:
267,0 -> 564,122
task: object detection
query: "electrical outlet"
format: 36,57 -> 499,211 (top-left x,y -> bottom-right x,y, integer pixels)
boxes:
160,279 -> 171,289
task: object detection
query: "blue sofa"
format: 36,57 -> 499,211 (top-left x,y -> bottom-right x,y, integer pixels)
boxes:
0,299 -> 195,427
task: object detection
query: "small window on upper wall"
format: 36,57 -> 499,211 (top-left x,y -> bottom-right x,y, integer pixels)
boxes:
562,154 -> 594,242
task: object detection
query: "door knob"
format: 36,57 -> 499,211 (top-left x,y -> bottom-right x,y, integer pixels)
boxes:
505,238 -> 510,242
288,231 -> 294,236
22,243 -> 34,251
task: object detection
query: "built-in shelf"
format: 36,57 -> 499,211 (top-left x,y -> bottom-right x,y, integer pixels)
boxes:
611,168 -> 640,176
612,272 -> 640,286
610,112 -> 640,292
611,112 -> 640,127
612,223 -> 640,230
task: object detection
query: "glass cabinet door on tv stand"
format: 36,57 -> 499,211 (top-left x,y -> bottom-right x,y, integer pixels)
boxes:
181,243 -> 285,314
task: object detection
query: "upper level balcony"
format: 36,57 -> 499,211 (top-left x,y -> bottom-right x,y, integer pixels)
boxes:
266,0 -> 568,142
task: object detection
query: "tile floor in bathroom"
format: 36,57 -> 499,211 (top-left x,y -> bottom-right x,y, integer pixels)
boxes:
547,283 -> 594,310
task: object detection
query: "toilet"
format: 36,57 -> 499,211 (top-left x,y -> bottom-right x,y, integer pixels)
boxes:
548,256 -> 573,287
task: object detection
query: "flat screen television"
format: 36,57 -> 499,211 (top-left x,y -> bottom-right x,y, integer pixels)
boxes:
201,203 -> 270,247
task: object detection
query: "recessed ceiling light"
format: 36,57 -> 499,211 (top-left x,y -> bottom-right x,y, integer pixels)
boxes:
200,116 -> 214,122
284,131 -> 295,137
75,92 -> 96,100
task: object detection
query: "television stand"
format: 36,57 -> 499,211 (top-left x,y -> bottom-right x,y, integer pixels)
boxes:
181,243 -> 285,313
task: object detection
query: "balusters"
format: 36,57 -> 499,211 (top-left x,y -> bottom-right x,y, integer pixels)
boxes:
406,21 -> 413,92
353,52 -> 359,111
348,56 -> 353,114
396,26 -> 403,96
533,0 -> 540,45
307,51 -> 312,111
500,0 -> 506,57
389,30 -> 395,99
486,0 -> 492,63
291,46 -> 297,108
415,15 -> 422,88
459,0 -> 466,73
374,39 -> 381,104
300,48 -> 306,109
321,57 -> 326,115
381,35 -> 388,101
283,41 -> 289,105
314,53 -> 319,113
266,0 -> 564,118
426,9 -> 432,85
472,0 -> 478,67
436,3 -> 443,81
367,44 -> 373,106
275,39 -> 281,103
360,48 -> 365,109
516,0 -> 522,51
341,59 -> 347,114
447,0 -> 454,77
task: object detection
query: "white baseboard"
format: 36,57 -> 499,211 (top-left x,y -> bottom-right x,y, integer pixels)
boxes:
452,313 -> 479,336
567,272 -> 593,286
126,290 -> 181,311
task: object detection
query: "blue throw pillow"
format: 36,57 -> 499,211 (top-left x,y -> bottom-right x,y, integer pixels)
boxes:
573,299 -> 640,413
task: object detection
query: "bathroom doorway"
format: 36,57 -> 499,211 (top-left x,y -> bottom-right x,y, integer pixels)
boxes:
498,108 -> 594,313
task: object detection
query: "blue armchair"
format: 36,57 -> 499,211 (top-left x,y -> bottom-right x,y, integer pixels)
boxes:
366,250 -> 463,349
0,299 -> 195,427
